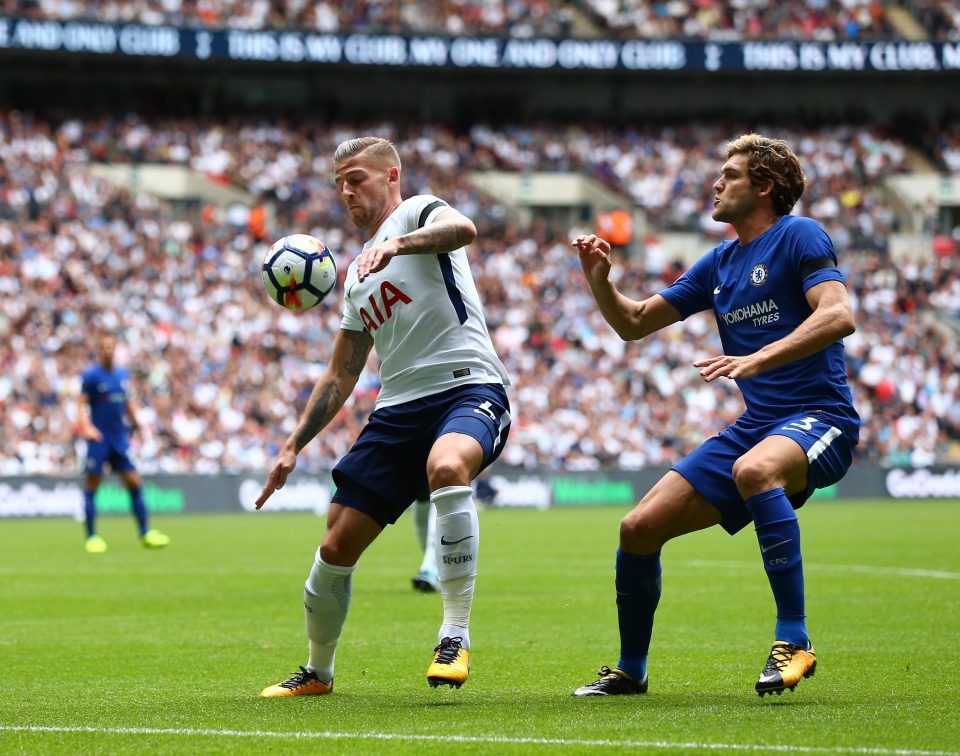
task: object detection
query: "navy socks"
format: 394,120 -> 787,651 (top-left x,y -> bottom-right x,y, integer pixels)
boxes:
744,488 -> 808,646
83,490 -> 96,537
130,487 -> 149,535
615,548 -> 661,681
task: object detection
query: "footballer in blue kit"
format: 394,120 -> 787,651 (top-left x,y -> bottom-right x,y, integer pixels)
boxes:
76,334 -> 169,553
572,134 -> 859,699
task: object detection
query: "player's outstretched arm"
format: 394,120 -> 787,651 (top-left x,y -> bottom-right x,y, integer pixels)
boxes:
572,234 -> 680,341
255,328 -> 374,510
695,279 -> 856,382
357,208 -> 476,282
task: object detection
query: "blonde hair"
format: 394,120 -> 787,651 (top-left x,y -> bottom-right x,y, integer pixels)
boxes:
725,134 -> 806,215
333,136 -> 401,169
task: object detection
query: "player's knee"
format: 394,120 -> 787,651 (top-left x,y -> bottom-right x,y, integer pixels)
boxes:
318,538 -> 357,568
426,455 -> 471,489
619,510 -> 663,553
732,456 -> 780,498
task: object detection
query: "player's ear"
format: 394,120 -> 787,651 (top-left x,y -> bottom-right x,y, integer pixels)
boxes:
755,178 -> 774,198
388,166 -> 400,185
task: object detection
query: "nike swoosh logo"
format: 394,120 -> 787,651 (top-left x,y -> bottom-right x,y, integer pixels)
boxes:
760,538 -> 793,554
440,535 -> 474,546
713,284 -> 723,295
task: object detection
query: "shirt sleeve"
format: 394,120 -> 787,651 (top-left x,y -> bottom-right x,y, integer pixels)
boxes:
657,249 -> 717,320
407,194 -> 450,230
340,276 -> 364,332
790,218 -> 845,292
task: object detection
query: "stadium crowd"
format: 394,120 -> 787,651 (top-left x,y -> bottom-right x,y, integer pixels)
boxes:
6,0 -> 959,40
1,0 -> 573,36
911,0 -> 960,41
1,111 -> 958,475
578,0 -> 893,40
51,115 -> 910,252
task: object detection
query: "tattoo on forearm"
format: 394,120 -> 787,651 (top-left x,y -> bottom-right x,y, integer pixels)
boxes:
409,221 -> 470,253
295,380 -> 341,451
344,329 -> 373,377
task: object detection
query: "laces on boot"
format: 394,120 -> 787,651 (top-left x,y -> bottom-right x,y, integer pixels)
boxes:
280,666 -> 317,689
762,642 -> 800,675
433,637 -> 464,664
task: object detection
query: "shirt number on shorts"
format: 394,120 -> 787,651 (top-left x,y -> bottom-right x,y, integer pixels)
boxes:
781,417 -> 816,434
474,401 -> 498,423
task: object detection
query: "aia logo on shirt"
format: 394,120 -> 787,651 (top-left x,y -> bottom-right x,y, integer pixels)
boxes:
750,264 -> 768,286
359,281 -> 412,333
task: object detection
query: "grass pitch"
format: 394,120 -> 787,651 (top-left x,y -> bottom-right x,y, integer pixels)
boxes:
1,499 -> 958,755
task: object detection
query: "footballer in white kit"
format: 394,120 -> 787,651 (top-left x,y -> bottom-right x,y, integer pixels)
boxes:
257,137 -> 511,698
340,194 -> 510,409
331,193 -> 512,523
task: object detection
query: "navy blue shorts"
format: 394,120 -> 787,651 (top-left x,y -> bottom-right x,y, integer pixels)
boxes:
84,438 -> 136,475
331,383 -> 511,527
673,411 -> 856,535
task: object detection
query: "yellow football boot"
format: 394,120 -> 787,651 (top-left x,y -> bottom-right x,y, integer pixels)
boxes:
84,535 -> 108,553
427,636 -> 469,688
140,529 -> 170,548
260,666 -> 333,697
756,641 -> 817,697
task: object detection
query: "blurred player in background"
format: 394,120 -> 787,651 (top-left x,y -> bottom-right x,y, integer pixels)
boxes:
572,134 -> 859,698
75,333 -> 170,553
411,494 -> 441,592
257,136 -> 511,697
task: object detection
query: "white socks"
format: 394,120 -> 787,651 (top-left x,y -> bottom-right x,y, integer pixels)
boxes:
304,549 -> 355,683
414,498 -> 439,574
431,485 -> 479,649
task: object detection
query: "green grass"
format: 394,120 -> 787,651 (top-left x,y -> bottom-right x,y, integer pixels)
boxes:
1,499 -> 958,755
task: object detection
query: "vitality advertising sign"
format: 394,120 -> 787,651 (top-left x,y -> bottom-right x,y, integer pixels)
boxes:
2,17 -> 960,73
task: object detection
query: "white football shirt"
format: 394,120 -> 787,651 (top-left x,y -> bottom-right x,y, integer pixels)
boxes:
341,194 -> 511,408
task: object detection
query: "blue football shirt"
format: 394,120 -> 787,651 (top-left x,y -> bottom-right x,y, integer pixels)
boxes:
81,365 -> 131,442
659,215 -> 859,438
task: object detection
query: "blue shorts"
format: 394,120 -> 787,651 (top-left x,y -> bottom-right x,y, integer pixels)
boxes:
84,438 -> 136,476
331,383 -> 511,527
673,411 -> 856,535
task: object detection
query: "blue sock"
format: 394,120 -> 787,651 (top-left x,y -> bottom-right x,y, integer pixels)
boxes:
615,548 -> 661,681
130,487 -> 149,536
83,490 -> 97,538
744,488 -> 808,647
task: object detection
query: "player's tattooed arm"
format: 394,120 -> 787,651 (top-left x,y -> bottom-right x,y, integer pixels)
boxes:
292,380 -> 342,452
342,328 -> 373,377
398,214 -> 476,254
291,328 -> 373,451
356,208 -> 477,281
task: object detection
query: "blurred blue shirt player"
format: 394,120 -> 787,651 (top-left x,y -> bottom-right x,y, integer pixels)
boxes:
76,333 -> 169,553
572,134 -> 859,700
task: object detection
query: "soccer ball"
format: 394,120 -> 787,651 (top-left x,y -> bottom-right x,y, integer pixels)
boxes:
261,234 -> 337,311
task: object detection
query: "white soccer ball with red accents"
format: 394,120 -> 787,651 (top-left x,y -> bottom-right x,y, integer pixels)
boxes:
261,234 -> 337,311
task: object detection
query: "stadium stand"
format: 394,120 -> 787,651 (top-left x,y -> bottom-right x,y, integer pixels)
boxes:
909,0 -> 960,40
575,0 -> 894,40
0,0 -> 577,36
2,111 -> 958,475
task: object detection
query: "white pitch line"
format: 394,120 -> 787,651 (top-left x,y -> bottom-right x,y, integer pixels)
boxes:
0,725 -> 955,756
683,560 -> 960,580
